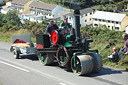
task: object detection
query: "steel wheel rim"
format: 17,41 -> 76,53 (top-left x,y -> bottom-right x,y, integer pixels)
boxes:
58,49 -> 67,65
38,53 -> 47,65
71,56 -> 82,75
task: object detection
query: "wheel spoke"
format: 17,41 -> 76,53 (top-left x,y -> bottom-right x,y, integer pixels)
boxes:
57,47 -> 69,66
38,52 -> 54,65
75,60 -> 81,73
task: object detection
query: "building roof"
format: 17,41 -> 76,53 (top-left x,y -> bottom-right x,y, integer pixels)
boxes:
92,11 -> 126,22
29,1 -> 57,10
64,8 -> 94,17
80,8 -> 94,15
11,0 -> 30,5
54,10 -> 72,18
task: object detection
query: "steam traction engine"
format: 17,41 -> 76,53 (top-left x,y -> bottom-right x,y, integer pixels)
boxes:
36,0 -> 102,75
36,2 -> 102,75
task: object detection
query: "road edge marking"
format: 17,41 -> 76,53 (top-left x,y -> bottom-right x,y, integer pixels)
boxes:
0,60 -> 30,73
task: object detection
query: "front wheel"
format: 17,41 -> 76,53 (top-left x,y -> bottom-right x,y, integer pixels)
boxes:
71,55 -> 93,76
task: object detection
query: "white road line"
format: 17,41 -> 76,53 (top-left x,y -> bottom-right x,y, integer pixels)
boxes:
0,60 -> 29,73
59,83 -> 66,85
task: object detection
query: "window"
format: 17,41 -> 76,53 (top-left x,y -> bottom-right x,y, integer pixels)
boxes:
31,7 -> 33,9
90,12 -> 92,15
103,20 -> 105,22
115,27 -> 119,30
85,14 -> 87,16
95,19 -> 97,21
42,8 -> 44,11
108,26 -> 110,28
99,19 -> 101,21
108,20 -> 110,23
116,22 -> 119,24
85,20 -> 87,22
48,10 -> 51,11
37,8 -> 41,10
69,17 -> 71,19
90,18 -> 91,21
112,21 -> 114,23
46,9 -> 49,11
94,24 -> 98,26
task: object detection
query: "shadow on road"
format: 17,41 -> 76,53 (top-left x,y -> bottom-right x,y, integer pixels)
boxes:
82,67 -> 126,85
93,67 -> 122,76
19,54 -> 38,61
84,67 -> 123,77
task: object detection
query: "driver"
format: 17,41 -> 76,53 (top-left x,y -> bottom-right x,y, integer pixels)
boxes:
46,20 -> 59,37
60,17 -> 72,30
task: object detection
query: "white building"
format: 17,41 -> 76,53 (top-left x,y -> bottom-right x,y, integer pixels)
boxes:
11,0 -> 30,13
22,13 -> 45,23
92,11 -> 128,31
29,1 -> 63,19
6,2 -> 12,7
64,8 -> 95,28
30,15 -> 45,23
1,7 -> 16,14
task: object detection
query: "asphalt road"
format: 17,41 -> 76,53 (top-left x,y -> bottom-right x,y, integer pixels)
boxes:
0,42 -> 128,85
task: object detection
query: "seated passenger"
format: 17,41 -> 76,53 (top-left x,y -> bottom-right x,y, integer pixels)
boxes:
108,47 -> 118,62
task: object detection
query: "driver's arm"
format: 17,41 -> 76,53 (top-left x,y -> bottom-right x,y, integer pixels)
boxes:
46,25 -> 51,37
60,22 -> 64,29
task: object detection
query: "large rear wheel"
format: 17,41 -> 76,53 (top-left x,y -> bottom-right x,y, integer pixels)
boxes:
56,46 -> 69,66
71,55 -> 93,76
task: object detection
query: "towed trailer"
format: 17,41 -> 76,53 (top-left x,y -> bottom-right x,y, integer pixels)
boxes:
10,34 -> 37,59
